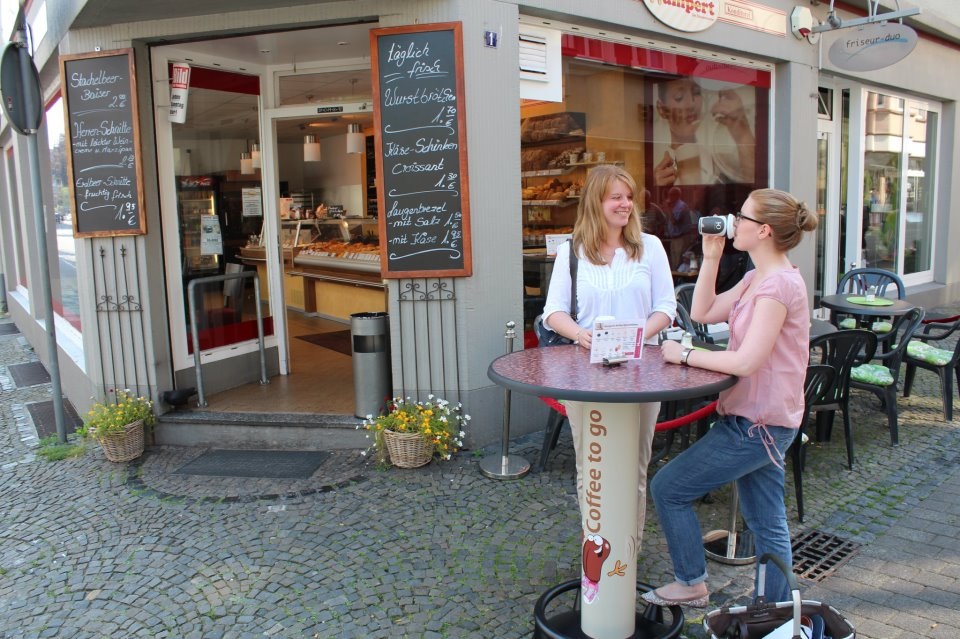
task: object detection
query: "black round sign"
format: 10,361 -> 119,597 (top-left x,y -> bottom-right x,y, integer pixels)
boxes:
0,43 -> 43,135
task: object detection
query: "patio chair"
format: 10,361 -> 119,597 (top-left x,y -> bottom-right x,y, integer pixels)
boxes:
675,283 -> 714,344
903,314 -> 960,421
849,307 -> 924,448
789,364 -> 835,523
808,329 -> 877,469
834,267 -> 905,331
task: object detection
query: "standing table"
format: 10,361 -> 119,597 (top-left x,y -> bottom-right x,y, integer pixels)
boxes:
488,344 -> 736,639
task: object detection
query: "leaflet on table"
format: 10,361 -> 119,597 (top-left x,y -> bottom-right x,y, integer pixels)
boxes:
589,318 -> 643,364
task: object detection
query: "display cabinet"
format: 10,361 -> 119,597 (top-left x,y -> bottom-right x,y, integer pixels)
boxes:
291,217 -> 383,321
177,175 -> 220,277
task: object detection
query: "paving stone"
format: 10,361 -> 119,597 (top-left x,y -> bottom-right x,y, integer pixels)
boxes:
2,314 -> 960,638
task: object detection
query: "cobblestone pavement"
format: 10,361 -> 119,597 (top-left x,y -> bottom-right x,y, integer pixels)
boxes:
1,309 -> 958,639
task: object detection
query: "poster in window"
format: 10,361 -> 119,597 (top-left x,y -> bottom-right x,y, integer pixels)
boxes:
648,76 -> 758,189
242,187 -> 263,217
200,215 -> 223,255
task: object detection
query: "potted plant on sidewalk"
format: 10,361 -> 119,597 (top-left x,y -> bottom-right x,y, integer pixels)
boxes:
360,395 -> 468,468
78,389 -> 155,462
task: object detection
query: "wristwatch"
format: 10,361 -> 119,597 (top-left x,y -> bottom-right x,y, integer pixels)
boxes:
680,348 -> 693,366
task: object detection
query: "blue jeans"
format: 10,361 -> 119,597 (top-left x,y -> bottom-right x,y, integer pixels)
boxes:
650,414 -> 797,602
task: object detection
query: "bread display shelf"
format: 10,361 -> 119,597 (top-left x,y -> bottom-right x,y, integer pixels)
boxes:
567,160 -> 623,167
520,167 -> 575,178
522,199 -> 577,207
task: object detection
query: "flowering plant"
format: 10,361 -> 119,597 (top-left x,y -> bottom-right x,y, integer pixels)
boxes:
78,389 -> 156,439
361,395 -> 468,462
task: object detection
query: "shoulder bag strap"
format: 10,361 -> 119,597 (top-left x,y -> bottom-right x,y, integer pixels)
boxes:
569,241 -> 578,322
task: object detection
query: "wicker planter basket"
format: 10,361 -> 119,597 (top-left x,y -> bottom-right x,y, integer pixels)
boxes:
97,419 -> 145,463
382,429 -> 434,468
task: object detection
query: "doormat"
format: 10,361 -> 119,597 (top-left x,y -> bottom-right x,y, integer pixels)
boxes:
8,362 -> 51,387
173,449 -> 331,479
295,330 -> 352,356
0,324 -> 19,335
791,529 -> 861,582
26,399 -> 82,439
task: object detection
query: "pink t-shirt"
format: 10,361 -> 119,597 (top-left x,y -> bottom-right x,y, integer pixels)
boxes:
718,267 -> 810,429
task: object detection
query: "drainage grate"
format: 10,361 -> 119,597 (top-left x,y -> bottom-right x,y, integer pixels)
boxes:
8,362 -> 51,387
26,400 -> 82,439
792,529 -> 861,582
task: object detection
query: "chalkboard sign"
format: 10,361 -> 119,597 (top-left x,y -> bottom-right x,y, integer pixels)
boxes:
60,49 -> 146,237
371,23 -> 472,278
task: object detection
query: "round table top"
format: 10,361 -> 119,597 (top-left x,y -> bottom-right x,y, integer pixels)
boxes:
488,344 -> 737,404
819,294 -> 916,317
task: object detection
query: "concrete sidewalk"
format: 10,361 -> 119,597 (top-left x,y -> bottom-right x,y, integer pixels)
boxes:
1,309 -> 958,638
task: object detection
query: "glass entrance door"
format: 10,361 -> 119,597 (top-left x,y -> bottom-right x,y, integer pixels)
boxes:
814,88 -> 841,318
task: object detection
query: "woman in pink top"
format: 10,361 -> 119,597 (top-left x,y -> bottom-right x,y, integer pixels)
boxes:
643,188 -> 819,608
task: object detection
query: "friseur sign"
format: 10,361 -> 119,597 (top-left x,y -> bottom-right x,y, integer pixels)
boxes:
828,22 -> 918,72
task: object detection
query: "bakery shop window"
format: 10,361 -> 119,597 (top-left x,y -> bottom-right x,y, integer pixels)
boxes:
520,35 -> 769,303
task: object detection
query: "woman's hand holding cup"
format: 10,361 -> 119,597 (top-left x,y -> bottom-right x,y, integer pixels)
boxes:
701,233 -> 726,262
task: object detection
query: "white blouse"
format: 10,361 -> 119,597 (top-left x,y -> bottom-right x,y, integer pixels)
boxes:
542,235 -> 676,344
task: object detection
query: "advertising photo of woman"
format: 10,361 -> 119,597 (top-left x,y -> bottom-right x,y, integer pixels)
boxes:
651,76 -> 757,187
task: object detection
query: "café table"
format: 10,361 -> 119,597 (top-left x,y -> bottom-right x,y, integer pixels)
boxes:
819,293 -> 915,328
488,344 -> 736,639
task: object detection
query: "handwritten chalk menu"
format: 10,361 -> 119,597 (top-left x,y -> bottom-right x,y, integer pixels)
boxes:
60,49 -> 146,237
371,23 -> 472,278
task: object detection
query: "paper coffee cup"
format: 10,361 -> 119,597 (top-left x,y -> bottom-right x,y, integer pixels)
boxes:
674,145 -> 701,183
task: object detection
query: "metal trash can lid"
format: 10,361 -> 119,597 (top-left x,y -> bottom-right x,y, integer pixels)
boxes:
350,312 -> 388,320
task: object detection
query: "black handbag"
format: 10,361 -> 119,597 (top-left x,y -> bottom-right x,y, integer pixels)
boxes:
533,243 -> 578,347
704,554 -> 855,639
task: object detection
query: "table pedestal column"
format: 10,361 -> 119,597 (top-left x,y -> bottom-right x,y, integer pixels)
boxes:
574,401 -> 641,639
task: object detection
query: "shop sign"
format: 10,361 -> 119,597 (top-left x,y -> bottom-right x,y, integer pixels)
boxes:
717,0 -> 786,36
640,0 -> 719,32
169,62 -> 190,123
828,22 -> 918,72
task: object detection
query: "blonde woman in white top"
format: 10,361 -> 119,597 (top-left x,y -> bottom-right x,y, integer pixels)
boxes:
542,164 -> 676,546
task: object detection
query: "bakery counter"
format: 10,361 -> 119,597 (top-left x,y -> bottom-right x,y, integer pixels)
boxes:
293,252 -> 381,274
236,246 -> 385,321
238,245 -> 301,266
290,255 -> 385,322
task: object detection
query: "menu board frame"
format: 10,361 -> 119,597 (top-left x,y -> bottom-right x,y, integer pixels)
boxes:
370,22 -> 472,278
60,48 -> 146,238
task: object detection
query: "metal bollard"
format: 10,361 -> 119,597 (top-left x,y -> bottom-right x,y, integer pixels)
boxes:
479,321 -> 531,480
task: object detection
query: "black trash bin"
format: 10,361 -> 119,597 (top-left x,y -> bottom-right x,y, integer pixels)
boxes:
350,312 -> 392,418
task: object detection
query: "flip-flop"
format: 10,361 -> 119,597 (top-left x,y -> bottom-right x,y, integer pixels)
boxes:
640,588 -> 709,608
